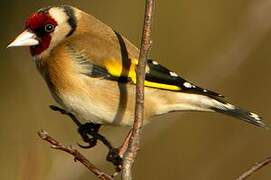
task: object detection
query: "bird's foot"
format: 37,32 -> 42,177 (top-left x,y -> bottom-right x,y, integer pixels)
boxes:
49,105 -> 124,171
107,148 -> 123,171
50,105 -> 99,148
77,122 -> 101,149
78,123 -> 123,171
77,123 -> 122,164
107,129 -> 132,171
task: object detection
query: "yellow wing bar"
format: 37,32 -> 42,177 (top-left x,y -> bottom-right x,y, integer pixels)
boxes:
104,58 -> 181,91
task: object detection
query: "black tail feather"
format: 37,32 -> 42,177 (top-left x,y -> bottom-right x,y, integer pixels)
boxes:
212,105 -> 267,128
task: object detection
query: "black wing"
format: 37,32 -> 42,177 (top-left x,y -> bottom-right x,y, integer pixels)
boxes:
145,59 -> 223,97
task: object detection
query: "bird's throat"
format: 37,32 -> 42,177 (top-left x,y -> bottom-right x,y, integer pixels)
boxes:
30,35 -> 51,56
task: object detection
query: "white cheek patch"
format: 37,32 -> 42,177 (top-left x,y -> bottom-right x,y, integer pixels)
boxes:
49,7 -> 72,45
49,7 -> 69,24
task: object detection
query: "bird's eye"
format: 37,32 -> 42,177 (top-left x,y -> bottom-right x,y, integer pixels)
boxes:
44,24 -> 55,33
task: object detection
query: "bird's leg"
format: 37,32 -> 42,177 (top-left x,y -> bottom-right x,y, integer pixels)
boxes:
49,105 -> 81,127
78,126 -> 133,170
78,123 -> 124,171
49,105 -> 124,169
49,105 -> 103,148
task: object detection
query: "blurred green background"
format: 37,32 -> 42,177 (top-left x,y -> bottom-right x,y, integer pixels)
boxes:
2,0 -> 271,179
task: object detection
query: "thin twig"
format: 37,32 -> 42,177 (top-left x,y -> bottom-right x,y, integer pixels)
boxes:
37,130 -> 113,180
118,130 -> 133,158
236,156 -> 271,180
121,0 -> 155,180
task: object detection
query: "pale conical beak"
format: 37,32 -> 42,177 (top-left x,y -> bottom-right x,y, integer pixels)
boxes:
7,30 -> 39,48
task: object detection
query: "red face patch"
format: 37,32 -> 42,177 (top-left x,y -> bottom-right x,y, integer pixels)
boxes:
25,12 -> 58,56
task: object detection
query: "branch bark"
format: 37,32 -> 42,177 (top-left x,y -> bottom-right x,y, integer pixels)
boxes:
121,0 -> 155,179
37,130 -> 114,180
236,156 -> 271,180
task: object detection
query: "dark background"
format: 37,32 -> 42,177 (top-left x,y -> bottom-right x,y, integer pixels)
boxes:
1,0 -> 271,179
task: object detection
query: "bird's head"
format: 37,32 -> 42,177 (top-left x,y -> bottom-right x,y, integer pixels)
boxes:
8,5 -> 77,58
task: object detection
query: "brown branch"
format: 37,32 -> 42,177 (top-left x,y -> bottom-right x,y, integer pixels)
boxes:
118,130 -> 133,158
37,130 -> 114,180
121,0 -> 155,179
236,156 -> 271,180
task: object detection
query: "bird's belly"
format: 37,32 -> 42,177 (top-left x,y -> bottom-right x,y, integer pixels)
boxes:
50,84 -> 141,126
44,71 -> 158,126
53,90 -> 114,125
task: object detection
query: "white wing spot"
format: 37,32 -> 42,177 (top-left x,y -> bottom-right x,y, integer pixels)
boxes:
203,89 -> 207,92
145,65 -> 150,73
249,112 -> 261,120
225,103 -> 235,110
152,60 -> 159,65
169,71 -> 178,77
183,82 -> 192,88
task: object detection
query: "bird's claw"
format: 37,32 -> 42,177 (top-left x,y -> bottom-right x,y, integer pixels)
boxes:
77,142 -> 96,149
106,148 -> 123,168
77,136 -> 97,149
77,123 -> 101,149
49,106 -> 122,170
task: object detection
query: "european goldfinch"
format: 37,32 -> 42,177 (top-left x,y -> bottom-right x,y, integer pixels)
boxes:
8,5 -> 265,128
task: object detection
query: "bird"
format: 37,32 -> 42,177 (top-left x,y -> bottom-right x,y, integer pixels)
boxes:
8,5 -> 266,129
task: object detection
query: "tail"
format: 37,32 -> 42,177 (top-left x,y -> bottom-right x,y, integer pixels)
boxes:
167,93 -> 267,128
210,101 -> 266,128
